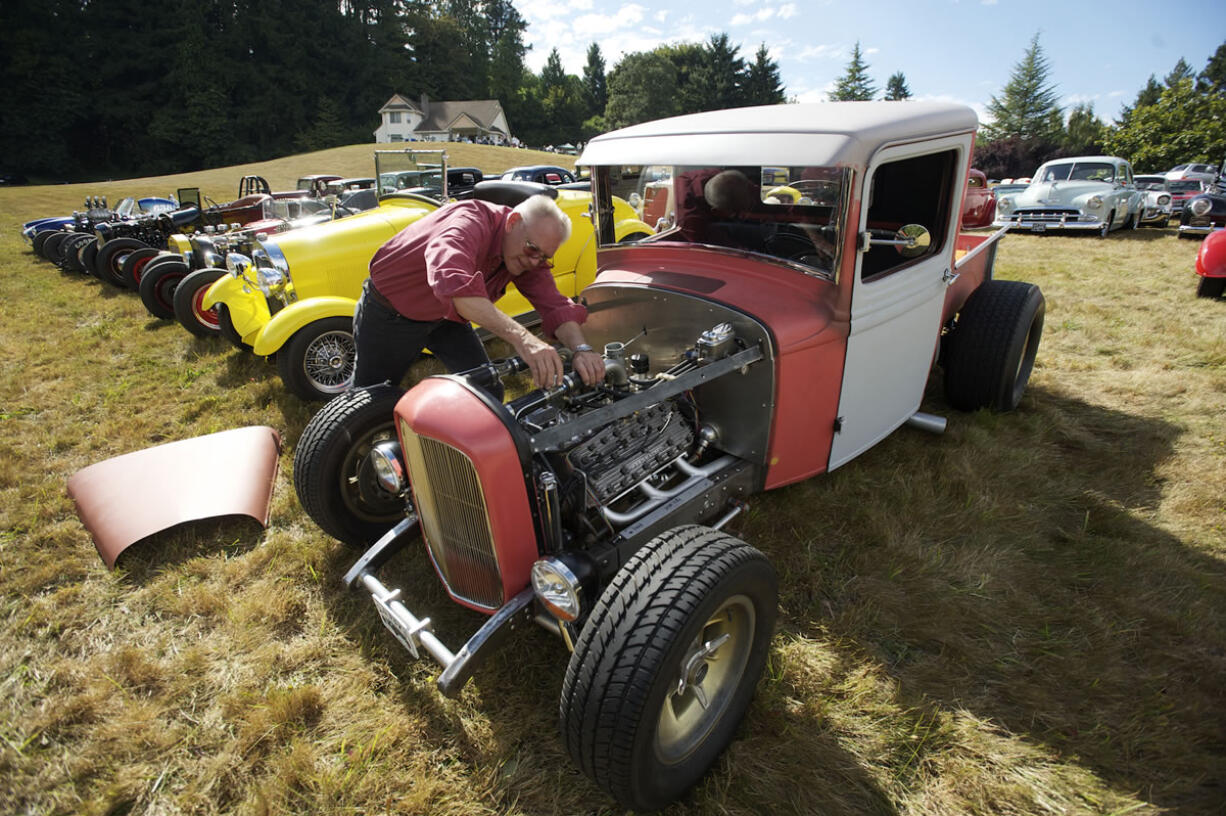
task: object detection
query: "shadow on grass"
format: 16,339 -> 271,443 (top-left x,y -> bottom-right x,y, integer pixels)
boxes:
111,515 -> 265,584
745,383 -> 1225,813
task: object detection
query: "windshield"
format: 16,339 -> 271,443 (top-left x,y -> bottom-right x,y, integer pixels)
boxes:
1135,176 -> 1166,190
1040,162 -> 1116,183
593,164 -> 846,278
1168,180 -> 1204,193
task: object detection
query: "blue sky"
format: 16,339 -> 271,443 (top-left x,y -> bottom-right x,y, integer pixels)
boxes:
515,0 -> 1226,125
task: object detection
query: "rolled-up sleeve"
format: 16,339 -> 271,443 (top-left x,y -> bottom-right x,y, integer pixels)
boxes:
423,209 -> 494,311
513,266 -> 588,338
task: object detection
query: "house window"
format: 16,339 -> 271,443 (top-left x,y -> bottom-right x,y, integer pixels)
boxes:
390,135 -> 403,142
389,112 -> 401,124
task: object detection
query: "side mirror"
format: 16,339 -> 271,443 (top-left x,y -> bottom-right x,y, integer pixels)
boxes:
860,224 -> 931,257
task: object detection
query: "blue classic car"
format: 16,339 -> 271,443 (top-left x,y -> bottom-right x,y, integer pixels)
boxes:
22,195 -> 178,255
993,155 -> 1144,237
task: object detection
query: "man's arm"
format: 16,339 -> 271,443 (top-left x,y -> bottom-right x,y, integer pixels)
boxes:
452,297 -> 604,389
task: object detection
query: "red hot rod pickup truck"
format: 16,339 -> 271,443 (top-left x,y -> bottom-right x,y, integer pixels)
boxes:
293,101 -> 1044,810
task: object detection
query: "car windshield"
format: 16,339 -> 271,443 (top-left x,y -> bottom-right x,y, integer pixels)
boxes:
594,163 -> 846,279
1168,180 -> 1204,193
1135,176 -> 1166,190
1041,162 -> 1116,183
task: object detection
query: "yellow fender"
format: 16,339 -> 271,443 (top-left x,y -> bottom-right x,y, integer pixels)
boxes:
252,295 -> 358,356
202,274 -> 271,345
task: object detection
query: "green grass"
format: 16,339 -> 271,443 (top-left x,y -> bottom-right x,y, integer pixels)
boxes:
1,149 -> 1223,815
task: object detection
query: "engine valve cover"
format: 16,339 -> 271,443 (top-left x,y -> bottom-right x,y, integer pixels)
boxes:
566,402 -> 694,502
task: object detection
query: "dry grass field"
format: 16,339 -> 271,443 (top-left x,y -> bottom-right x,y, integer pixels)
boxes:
0,147 -> 1223,816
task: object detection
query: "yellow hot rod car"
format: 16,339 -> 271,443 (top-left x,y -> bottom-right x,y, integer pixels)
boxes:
203,183 -> 653,400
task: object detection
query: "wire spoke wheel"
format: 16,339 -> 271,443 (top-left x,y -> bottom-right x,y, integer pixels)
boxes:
303,329 -> 356,393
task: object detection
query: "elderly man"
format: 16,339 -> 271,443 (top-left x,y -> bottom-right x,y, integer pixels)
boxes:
352,194 -> 605,398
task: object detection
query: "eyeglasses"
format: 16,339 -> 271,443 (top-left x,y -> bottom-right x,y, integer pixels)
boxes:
523,238 -> 554,268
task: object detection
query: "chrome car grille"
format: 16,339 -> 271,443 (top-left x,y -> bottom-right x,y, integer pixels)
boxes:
1005,207 -> 1087,223
399,425 -> 503,609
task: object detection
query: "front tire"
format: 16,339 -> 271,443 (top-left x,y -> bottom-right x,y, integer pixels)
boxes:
96,238 -> 149,287
277,317 -> 356,401
137,256 -> 190,319
121,247 -> 162,289
560,525 -> 778,811
943,279 -> 1045,411
1197,276 -> 1226,299
292,384 -> 407,547
173,268 -> 227,338
217,304 -> 252,350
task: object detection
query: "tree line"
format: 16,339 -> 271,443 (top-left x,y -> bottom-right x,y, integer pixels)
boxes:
0,0 -> 1219,184
0,0 -> 783,183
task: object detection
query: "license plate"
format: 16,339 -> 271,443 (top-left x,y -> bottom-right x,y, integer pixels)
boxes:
373,592 -> 423,657
1031,224 -> 1046,233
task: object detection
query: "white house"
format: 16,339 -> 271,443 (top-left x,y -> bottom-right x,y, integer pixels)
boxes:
373,94 -> 513,144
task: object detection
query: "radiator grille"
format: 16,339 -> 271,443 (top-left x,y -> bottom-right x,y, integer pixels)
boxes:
1006,207 -> 1086,223
400,422 -> 503,609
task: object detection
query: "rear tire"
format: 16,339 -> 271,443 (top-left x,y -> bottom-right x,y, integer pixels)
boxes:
41,231 -> 73,264
78,236 -> 101,277
137,256 -> 190,319
1197,276 -> 1226,299
293,384 -> 407,547
560,525 -> 777,811
943,279 -> 1045,411
32,229 -> 58,259
173,268 -> 227,338
277,317 -> 356,401
58,234 -> 95,273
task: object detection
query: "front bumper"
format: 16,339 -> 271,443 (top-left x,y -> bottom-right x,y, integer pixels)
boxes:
1179,223 -> 1215,236
994,213 -> 1104,233
342,516 -> 536,697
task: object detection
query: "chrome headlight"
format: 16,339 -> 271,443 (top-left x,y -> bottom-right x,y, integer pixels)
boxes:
997,198 -> 1012,213
226,252 -> 253,276
1190,197 -> 1212,216
531,558 -> 583,622
1158,194 -> 1171,206
256,266 -> 285,294
368,440 -> 406,495
1086,195 -> 1103,209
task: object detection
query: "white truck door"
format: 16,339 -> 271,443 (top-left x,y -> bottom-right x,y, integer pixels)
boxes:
829,137 -> 968,470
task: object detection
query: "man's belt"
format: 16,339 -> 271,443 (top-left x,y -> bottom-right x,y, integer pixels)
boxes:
365,279 -> 399,314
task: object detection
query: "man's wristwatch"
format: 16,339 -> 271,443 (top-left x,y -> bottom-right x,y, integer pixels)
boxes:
574,343 -> 594,354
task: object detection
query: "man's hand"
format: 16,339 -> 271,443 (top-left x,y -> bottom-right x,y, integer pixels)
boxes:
571,350 -> 605,386
518,333 -> 566,389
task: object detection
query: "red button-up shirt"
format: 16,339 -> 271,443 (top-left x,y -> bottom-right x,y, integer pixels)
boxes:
368,199 -> 587,339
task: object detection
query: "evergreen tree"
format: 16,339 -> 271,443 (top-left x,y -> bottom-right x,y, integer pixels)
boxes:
686,33 -> 746,111
1197,42 -> 1226,93
1164,58 -> 1194,87
981,32 -> 1063,142
540,48 -> 568,94
742,44 -> 786,105
829,42 -> 876,101
1118,74 -> 1162,127
582,43 -> 608,118
883,72 -> 912,100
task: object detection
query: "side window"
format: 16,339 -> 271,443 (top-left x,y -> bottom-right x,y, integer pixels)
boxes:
862,149 -> 955,281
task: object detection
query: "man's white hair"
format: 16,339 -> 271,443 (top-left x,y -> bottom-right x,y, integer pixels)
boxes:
513,194 -> 572,243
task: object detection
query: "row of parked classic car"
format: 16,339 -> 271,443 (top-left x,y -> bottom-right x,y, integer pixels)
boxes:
20,152 -> 652,400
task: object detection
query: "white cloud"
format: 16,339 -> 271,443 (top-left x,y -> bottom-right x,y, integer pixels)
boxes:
794,43 -> 844,61
731,8 -> 776,25
777,3 -> 799,18
654,9 -> 668,22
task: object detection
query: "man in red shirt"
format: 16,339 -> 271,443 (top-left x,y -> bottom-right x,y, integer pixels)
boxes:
353,194 -> 605,398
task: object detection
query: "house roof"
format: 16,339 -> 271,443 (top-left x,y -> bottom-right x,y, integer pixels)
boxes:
420,100 -> 507,135
379,94 -> 422,114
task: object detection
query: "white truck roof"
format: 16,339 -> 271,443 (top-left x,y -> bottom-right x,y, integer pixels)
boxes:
579,101 -> 979,170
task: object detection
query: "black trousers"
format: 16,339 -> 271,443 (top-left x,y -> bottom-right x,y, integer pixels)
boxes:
352,279 -> 501,399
